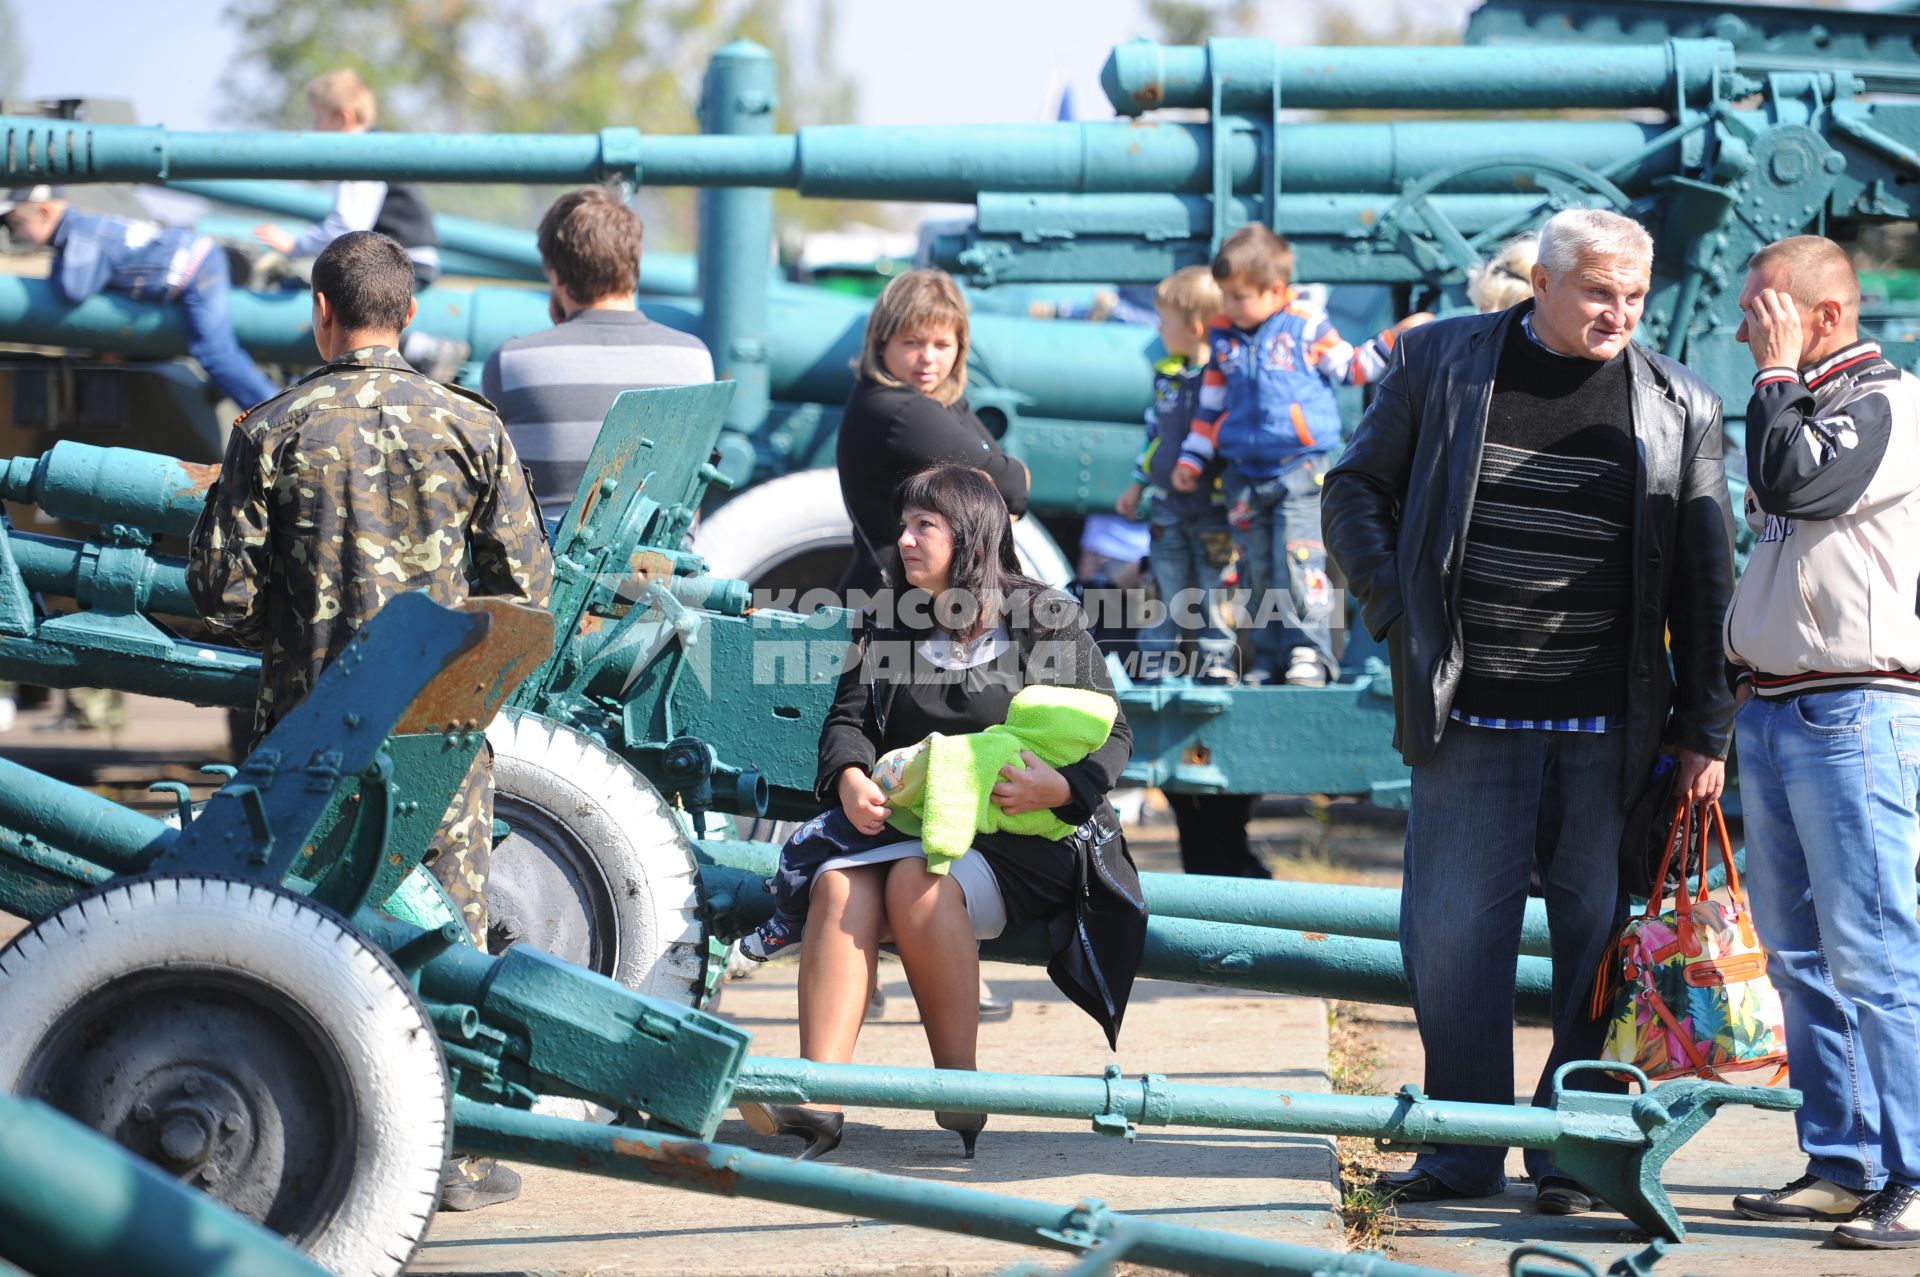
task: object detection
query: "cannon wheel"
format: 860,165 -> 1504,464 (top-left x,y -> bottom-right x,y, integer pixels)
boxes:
0,875 -> 448,1277
690,466 -> 1075,594
486,709 -> 706,1006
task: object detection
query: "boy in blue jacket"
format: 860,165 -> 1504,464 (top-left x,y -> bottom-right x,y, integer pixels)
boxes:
2,186 -> 278,409
1175,225 -> 1426,685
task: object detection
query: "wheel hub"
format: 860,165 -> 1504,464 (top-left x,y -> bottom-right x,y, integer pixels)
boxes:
19,967 -> 357,1239
488,793 -> 619,974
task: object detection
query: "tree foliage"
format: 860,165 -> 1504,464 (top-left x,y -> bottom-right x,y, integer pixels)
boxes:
1144,0 -> 1258,46
219,0 -> 870,248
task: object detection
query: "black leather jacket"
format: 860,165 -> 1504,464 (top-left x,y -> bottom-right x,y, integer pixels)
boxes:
1322,303 -> 1736,806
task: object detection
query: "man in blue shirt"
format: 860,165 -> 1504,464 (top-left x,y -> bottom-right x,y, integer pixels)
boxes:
2,186 -> 278,410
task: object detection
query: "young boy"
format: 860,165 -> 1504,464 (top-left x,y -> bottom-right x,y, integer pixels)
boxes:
0,186 -> 279,409
1116,265 -> 1236,683
1174,225 -> 1428,686
252,69 -> 467,381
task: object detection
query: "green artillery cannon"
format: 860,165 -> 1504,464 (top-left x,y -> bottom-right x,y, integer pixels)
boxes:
0,382 -> 1799,1254
0,590 -> 1410,1277
10,16 -> 1920,593
0,380 -> 1420,1006
9,26 -> 1920,426
0,589 -> 1794,1263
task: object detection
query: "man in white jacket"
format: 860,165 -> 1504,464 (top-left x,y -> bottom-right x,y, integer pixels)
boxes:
1726,235 -> 1920,1248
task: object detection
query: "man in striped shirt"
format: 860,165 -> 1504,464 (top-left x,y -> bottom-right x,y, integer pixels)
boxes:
481,187 -> 715,525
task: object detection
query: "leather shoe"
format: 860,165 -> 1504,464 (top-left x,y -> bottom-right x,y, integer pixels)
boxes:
1371,1169 -> 1483,1203
1536,1176 -> 1598,1215
978,993 -> 1015,1022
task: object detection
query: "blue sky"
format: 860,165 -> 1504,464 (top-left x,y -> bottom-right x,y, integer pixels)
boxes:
13,0 -> 1485,130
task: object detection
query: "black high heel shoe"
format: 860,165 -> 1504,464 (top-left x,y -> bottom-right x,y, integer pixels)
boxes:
935,1110 -> 987,1158
738,1101 -> 844,1161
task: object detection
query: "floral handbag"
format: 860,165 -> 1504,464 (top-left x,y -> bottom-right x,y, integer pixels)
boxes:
1595,799 -> 1789,1083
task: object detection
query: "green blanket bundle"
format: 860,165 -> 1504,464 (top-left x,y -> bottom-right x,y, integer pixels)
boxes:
871,685 -> 1118,874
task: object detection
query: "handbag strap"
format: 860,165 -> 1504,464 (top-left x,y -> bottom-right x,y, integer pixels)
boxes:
1701,799 -> 1761,948
1641,797 -> 1694,921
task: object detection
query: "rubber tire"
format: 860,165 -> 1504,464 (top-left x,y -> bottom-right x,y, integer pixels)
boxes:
0,875 -> 447,1277
486,709 -> 705,1006
691,466 -> 1074,591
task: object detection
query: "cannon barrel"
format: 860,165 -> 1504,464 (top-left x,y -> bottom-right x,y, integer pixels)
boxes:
173,177 -> 701,294
10,530 -> 198,617
0,755 -> 175,875
0,275 -> 1161,426
1,114 -> 1681,197
1,443 -> 216,541
698,861 -> 1555,1019
0,1094 -> 331,1277
1099,35 -> 1744,114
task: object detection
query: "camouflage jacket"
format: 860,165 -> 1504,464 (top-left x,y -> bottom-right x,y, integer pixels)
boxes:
188,345 -> 555,738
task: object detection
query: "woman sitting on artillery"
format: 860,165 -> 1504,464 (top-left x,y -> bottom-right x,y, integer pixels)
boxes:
736,465 -> 1146,1161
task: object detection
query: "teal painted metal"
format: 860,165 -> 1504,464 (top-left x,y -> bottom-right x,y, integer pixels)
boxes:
359,913 -> 749,1135
0,112 -> 1683,197
173,177 -> 701,291
0,754 -> 174,880
695,860 -> 1554,1018
450,1098 -> 1466,1277
699,41 -> 777,436
1099,37 -> 1741,114
0,588 -> 750,1136
0,275 -> 1159,426
727,1057 -> 1797,1241
9,530 -> 198,617
1466,1 -> 1920,93
1,442 -> 217,539
0,1094 -> 330,1277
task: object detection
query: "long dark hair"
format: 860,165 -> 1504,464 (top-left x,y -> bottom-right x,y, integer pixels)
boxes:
894,465 -> 1038,642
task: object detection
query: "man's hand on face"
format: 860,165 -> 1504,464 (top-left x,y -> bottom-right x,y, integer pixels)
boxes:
1743,287 -> 1803,371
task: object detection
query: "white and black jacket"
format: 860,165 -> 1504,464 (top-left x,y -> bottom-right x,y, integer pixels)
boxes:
1725,340 -> 1920,695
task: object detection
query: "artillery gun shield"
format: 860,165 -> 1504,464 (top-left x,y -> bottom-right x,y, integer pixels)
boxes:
0,874 -> 448,1277
485,708 -> 706,1006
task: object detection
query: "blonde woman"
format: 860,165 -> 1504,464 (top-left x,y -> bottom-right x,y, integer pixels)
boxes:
1466,234 -> 1540,314
835,269 -> 1030,596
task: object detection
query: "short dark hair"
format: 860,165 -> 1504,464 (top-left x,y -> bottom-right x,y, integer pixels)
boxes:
311,231 -> 414,333
1212,224 -> 1294,291
538,186 -> 643,302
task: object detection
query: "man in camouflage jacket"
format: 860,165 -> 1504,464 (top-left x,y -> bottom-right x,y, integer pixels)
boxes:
188,231 -> 554,952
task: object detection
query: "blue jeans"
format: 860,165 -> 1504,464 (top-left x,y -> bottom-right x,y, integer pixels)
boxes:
179,251 -> 279,410
1228,459 -> 1336,677
1140,509 -> 1236,678
1401,721 -> 1628,1193
1738,690 -> 1920,1192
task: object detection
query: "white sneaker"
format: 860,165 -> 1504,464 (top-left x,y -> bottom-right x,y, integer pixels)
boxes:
1283,647 -> 1329,688
0,696 -> 15,732
1733,1173 -> 1867,1221
1836,1184 -> 1920,1248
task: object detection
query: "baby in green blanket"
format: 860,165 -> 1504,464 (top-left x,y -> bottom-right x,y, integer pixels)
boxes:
739,685 -> 1118,962
870,685 -> 1119,871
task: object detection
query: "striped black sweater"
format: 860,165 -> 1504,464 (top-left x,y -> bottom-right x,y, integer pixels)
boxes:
1451,317 -> 1636,721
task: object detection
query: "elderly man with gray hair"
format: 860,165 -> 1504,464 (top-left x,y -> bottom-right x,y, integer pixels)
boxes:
1323,208 -> 1736,1214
